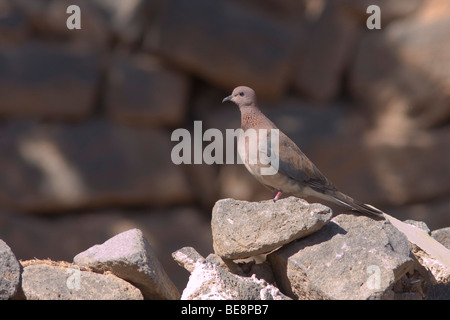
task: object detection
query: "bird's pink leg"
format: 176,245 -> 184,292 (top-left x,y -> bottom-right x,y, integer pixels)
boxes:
273,190 -> 282,202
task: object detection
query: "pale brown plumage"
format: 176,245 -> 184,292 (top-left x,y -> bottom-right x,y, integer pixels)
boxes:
223,86 -> 384,218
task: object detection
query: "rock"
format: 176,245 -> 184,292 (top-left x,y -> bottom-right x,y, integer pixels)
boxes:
385,213 -> 450,271
268,213 -> 415,299
0,240 -> 20,300
87,0 -> 150,45
349,3 -> 450,130
182,261 -> 290,300
0,1 -> 29,43
426,284 -> 450,300
74,228 -> 180,300
0,206 -> 212,292
0,41 -> 98,120
236,0 -> 306,21
338,0 -> 423,24
205,253 -> 245,276
307,128 -> 450,207
177,250 -> 290,300
432,227 -> 450,249
8,0 -> 106,45
106,53 -> 190,127
21,262 -> 143,300
0,120 -> 193,212
172,246 -> 205,273
212,197 -> 333,259
292,2 -> 359,102
390,270 -> 426,300
410,244 -> 450,299
146,0 -> 295,99
173,247 -> 244,276
404,220 -> 431,235
10,0 -> 149,46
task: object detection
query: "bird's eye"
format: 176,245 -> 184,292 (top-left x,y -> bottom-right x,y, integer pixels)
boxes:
239,92 -> 244,96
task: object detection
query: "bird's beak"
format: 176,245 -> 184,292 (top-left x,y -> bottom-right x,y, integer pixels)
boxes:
222,95 -> 232,103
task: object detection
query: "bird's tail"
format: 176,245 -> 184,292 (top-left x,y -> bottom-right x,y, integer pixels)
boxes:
330,191 -> 385,218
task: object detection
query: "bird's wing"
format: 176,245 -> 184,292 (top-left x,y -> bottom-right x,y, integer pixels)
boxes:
276,130 -> 337,193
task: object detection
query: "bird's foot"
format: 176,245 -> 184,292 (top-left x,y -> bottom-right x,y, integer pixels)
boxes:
272,190 -> 282,202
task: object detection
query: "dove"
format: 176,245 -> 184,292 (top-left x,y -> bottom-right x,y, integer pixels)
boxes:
223,86 -> 384,218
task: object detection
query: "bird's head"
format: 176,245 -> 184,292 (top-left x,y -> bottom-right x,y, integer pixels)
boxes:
222,86 -> 257,107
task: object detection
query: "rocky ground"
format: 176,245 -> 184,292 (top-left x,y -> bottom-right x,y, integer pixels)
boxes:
1,197 -> 448,300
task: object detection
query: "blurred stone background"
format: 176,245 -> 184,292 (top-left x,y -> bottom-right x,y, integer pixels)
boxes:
0,0 -> 449,291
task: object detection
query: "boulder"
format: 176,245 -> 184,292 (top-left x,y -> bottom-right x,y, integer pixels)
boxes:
292,2 -> 359,102
172,246 -> 205,273
349,2 -> 450,130
0,240 -> 20,300
404,220 -> 431,234
212,197 -> 332,259
9,0 -> 149,46
0,41 -> 98,120
338,0 -> 423,24
173,247 -> 245,276
146,0 -> 295,99
431,227 -> 450,250
74,228 -> 180,300
268,213 -> 415,299
0,1 -> 29,42
21,262 -> 143,300
410,244 -> 450,300
0,206 -> 212,291
0,120 -> 193,212
307,128 -> 450,207
182,261 -> 290,300
106,53 -> 190,127
173,247 -> 290,300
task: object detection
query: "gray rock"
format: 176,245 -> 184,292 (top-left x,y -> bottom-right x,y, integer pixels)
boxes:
106,53 -> 190,127
0,41 -> 98,120
10,0 -> 149,46
305,128 -> 450,208
9,0 -> 107,46
212,197 -> 333,259
268,213 -> 415,300
0,240 -> 20,300
21,264 -> 143,300
409,243 -> 449,298
339,0 -> 423,24
146,0 -> 295,99
74,228 -> 180,300
0,120 -> 193,212
88,0 -> 150,44
173,247 -> 244,276
0,206 -> 212,291
431,227 -> 450,250
173,246 -> 286,300
172,246 -> 205,273
403,220 -> 431,235
350,8 -> 450,129
181,259 -> 290,300
292,1 -> 359,102
426,284 -> 450,300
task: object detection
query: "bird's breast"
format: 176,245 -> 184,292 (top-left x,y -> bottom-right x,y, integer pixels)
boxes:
237,130 -> 306,195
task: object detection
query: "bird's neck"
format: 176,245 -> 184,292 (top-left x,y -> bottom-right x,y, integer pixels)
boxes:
240,105 -> 264,130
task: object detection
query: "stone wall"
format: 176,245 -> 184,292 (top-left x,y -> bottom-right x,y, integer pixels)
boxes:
1,199 -> 448,300
0,0 -> 449,293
